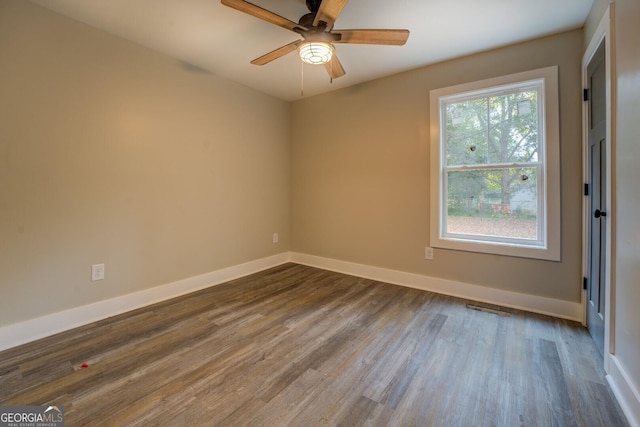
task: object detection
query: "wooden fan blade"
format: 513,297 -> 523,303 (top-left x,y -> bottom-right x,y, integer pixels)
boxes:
324,53 -> 346,79
332,29 -> 409,45
251,41 -> 301,65
312,0 -> 348,29
221,0 -> 306,33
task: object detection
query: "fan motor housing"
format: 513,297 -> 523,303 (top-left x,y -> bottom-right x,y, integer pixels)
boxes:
298,12 -> 316,28
306,0 -> 322,12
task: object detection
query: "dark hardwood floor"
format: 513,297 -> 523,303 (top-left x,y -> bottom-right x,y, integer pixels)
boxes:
0,263 -> 628,426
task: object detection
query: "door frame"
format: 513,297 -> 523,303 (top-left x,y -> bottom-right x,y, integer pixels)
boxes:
582,4 -> 616,363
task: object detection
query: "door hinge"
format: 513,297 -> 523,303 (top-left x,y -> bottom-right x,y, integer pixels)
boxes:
583,88 -> 589,101
583,277 -> 588,290
584,183 -> 589,196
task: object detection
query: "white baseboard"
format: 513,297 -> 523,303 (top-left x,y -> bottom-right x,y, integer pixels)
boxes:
0,253 -> 290,353
607,354 -> 640,427
0,251 -> 584,353
290,252 -> 582,321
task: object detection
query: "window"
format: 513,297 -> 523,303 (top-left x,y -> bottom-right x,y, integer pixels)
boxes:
429,66 -> 560,260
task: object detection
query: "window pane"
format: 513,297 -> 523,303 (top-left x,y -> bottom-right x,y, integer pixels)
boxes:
445,89 -> 539,166
488,91 -> 539,164
445,99 -> 488,166
446,168 -> 538,240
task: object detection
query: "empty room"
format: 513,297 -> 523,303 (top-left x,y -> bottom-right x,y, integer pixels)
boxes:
1,0 -> 638,425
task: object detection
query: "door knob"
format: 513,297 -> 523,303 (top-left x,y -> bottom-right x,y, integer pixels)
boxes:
594,209 -> 607,218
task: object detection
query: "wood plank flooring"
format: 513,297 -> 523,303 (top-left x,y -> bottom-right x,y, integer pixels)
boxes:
0,263 -> 629,426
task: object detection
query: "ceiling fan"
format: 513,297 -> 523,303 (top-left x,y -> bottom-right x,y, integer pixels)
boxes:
220,0 -> 410,79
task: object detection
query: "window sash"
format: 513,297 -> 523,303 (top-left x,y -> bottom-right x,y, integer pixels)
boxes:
441,81 -> 545,169
440,164 -> 545,247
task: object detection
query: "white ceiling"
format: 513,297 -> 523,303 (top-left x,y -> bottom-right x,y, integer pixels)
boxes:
29,0 -> 593,101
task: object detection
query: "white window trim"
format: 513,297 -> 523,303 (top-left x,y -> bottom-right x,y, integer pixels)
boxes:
429,66 -> 561,261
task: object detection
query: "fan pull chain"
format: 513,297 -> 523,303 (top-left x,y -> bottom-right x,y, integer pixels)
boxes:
300,61 -> 304,97
330,60 -> 333,84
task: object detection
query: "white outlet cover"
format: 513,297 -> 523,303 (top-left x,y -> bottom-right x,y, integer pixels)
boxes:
425,247 -> 434,260
92,264 -> 105,281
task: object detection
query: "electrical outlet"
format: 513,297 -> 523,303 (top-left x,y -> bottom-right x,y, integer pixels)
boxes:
273,233 -> 279,243
91,264 -> 105,281
425,247 -> 434,260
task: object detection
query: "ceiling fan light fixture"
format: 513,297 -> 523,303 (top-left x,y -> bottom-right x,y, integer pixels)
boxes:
298,41 -> 333,65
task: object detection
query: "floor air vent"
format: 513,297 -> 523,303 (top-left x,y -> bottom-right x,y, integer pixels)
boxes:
466,303 -> 511,317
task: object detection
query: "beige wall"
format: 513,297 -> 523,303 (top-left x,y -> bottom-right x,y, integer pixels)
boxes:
291,30 -> 584,302
596,0 -> 640,410
0,1 -> 290,326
